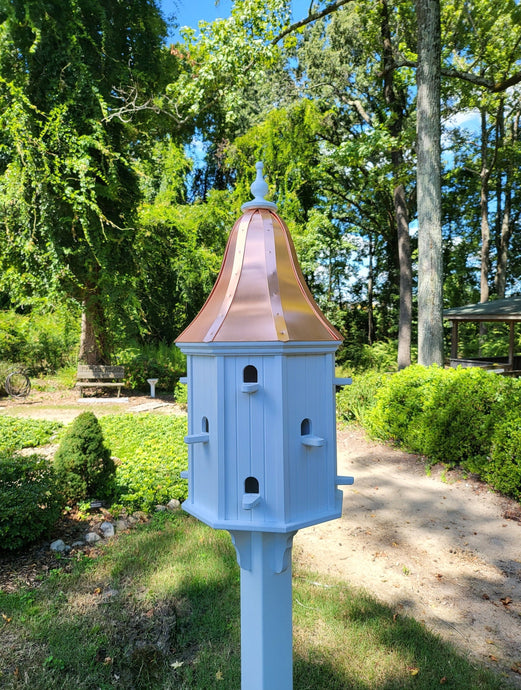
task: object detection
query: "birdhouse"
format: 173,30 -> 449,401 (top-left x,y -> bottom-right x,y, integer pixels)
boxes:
176,163 -> 352,534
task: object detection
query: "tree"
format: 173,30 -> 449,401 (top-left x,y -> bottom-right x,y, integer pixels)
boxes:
0,0 -> 169,362
416,0 -> 443,366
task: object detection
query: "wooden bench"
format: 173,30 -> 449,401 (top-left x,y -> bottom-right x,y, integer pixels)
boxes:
75,365 -> 125,397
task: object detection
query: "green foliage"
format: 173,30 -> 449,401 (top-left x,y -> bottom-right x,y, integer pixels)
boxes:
135,184 -> 232,342
54,412 -> 115,504
487,407 -> 521,500
336,370 -> 387,425
100,414 -> 188,512
419,367 -> 512,473
341,340 -> 400,373
0,0 -> 169,362
366,365 -> 443,452
0,307 -> 80,375
0,416 -> 62,453
363,365 -> 521,501
0,452 -> 63,550
0,360 -> 10,395
116,341 -> 186,392
174,379 -> 188,406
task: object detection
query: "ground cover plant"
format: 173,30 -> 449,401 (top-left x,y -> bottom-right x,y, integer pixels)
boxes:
0,416 -> 62,453
100,414 -> 188,512
0,511 -> 508,689
0,412 -> 187,522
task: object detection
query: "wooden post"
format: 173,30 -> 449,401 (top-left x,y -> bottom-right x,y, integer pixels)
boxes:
450,321 -> 459,361
509,322 -> 515,370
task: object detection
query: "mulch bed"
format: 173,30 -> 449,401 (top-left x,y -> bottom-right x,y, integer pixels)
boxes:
0,510 -> 102,593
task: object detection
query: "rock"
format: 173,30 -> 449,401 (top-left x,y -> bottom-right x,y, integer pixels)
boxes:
50,539 -> 67,553
85,532 -> 101,544
155,505 -> 166,512
167,499 -> 181,512
132,511 -> 148,522
100,521 -> 115,538
115,519 -> 128,532
71,540 -> 85,549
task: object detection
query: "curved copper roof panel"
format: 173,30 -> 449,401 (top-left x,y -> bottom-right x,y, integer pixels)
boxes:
176,207 -> 342,343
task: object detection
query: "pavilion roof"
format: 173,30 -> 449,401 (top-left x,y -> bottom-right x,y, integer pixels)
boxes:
443,296 -> 521,322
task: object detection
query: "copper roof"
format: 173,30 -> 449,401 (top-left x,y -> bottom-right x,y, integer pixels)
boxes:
176,206 -> 342,343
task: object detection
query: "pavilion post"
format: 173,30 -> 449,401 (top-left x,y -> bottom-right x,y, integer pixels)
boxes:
450,321 -> 459,361
509,322 -> 515,369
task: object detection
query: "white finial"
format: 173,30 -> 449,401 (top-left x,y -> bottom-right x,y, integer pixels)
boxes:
241,161 -> 278,211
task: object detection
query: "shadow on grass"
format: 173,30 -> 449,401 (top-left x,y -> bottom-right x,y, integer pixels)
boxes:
0,512 -> 512,689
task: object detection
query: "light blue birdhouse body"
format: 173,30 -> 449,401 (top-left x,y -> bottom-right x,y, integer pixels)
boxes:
176,162 -> 352,535
178,341 -> 343,533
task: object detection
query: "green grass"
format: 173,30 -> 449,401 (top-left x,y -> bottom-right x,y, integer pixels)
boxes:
0,512 -> 510,689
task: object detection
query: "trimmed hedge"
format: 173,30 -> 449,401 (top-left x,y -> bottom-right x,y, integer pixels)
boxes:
0,452 -> 64,550
337,365 -> 521,503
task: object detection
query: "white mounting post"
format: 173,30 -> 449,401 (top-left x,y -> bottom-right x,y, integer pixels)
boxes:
230,531 -> 296,690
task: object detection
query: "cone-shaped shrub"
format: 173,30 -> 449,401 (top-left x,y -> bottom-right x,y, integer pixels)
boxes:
54,411 -> 115,504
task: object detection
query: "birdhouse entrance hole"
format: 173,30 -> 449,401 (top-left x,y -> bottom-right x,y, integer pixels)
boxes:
245,476 -> 259,493
301,418 -> 312,435
243,365 -> 258,383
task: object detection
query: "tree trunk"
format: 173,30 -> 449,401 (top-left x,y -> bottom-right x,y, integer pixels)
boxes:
416,0 -> 443,366
367,236 -> 375,345
381,0 -> 412,369
495,110 -> 517,298
496,182 -> 512,298
480,108 -> 491,305
394,180 -> 412,370
78,293 -> 111,365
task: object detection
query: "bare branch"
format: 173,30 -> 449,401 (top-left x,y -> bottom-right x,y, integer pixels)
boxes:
392,58 -> 521,94
102,85 -> 193,126
271,0 -> 356,45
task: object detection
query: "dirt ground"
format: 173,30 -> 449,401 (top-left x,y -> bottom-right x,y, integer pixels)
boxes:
2,391 -> 521,685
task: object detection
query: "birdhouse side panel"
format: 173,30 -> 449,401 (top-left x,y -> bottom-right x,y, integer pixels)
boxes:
185,354 -> 222,521
230,357 -> 267,525
259,355 -> 288,527
284,352 -> 338,524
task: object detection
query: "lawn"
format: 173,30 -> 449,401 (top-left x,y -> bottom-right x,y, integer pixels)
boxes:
0,511 -> 509,689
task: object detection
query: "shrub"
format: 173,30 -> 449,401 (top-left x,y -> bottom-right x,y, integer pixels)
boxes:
419,367 -> 511,472
0,306 -> 80,375
174,379 -> 187,406
487,407 -> 521,500
365,365 -> 443,451
116,342 -> 186,392
0,360 -> 11,396
54,412 -> 115,504
336,370 -> 387,425
0,452 -> 63,550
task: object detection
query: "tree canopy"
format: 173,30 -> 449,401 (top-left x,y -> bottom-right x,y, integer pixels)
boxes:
1,0 -> 520,367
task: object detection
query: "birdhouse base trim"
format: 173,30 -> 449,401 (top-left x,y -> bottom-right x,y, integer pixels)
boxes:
182,493 -> 344,533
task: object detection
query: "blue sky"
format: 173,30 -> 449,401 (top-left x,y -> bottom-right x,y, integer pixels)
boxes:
160,0 -> 310,40
160,0 -> 232,38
